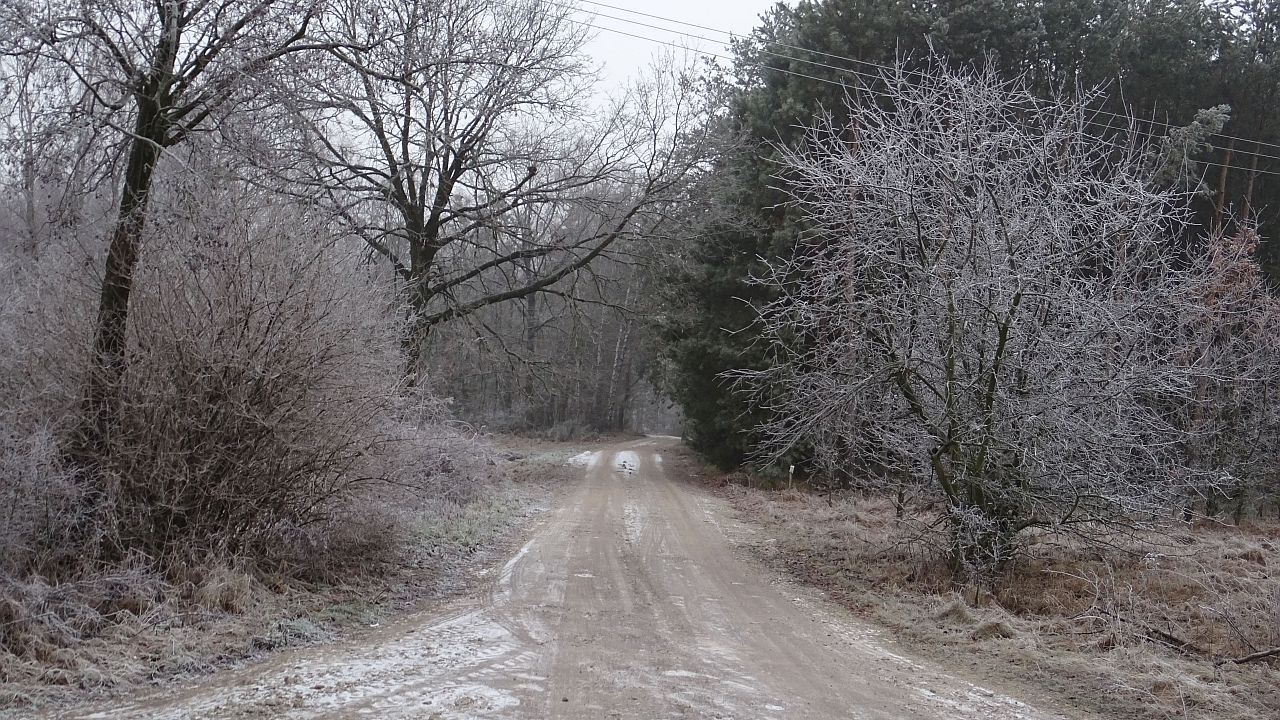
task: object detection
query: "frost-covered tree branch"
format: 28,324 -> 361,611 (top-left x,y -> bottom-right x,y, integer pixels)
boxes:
286,0 -> 709,380
734,60 -> 1280,575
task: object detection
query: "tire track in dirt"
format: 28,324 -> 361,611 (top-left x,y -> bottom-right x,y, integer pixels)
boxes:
60,438 -> 1071,719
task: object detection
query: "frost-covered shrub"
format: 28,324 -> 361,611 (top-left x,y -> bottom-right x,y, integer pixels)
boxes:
90,185 -> 406,566
739,61 -> 1280,575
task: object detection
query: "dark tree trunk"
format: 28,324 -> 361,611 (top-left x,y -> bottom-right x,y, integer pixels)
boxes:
403,243 -> 437,385
82,100 -> 168,447
81,5 -> 180,451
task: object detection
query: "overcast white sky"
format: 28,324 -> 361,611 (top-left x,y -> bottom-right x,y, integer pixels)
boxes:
577,0 -> 789,89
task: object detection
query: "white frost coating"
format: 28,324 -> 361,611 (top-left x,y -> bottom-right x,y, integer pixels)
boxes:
614,450 -> 639,473
566,450 -> 599,467
913,686 -> 1039,719
495,536 -> 536,601
79,608 -> 521,719
873,646 -> 920,667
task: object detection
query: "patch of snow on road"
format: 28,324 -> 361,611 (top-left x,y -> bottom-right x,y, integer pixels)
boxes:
78,608 -> 521,719
567,450 -> 599,467
614,450 -> 639,474
495,537 -> 536,602
908,670 -> 1042,718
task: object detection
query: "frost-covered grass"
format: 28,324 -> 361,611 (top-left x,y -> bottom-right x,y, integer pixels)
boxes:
412,494 -> 524,550
0,432 -> 560,714
678,447 -> 1280,720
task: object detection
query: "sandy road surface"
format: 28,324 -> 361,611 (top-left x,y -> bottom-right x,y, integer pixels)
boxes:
64,438 -> 1065,719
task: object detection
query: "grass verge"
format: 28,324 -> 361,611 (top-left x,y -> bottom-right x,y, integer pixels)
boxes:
669,446 -> 1280,720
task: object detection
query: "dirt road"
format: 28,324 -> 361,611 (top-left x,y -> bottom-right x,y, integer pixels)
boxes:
67,438 -> 1064,719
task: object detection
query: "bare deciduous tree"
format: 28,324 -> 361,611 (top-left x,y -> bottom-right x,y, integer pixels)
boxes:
738,61 -> 1280,575
295,0 -> 706,377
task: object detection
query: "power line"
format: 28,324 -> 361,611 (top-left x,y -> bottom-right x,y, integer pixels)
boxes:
574,0 -> 1280,162
565,12 -> 1280,178
578,0 -> 1280,158
578,21 -> 862,98
574,1 -> 886,86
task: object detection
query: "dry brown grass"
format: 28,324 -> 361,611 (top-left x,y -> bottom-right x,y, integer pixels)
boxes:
0,566 -> 320,708
672,448 -> 1280,720
0,430 -> 560,714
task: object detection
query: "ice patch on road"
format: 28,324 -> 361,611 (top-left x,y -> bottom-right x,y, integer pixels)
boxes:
913,686 -> 1040,719
495,537 -> 536,602
614,451 -> 639,474
567,451 -> 600,467
77,608 -> 522,719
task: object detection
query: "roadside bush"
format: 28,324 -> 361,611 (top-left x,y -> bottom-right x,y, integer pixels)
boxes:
0,177 -> 507,692
0,241 -> 97,578
0,173 -> 432,576
88,191 -> 404,567
287,416 -> 505,580
0,424 -> 85,577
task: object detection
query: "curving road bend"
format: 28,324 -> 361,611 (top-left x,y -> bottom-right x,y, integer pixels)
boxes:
68,437 -> 1065,719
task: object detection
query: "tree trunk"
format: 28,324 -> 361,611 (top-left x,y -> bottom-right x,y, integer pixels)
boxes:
602,278 -> 635,430
1212,138 -> 1234,236
82,101 -> 167,447
20,155 -> 38,257
604,318 -> 633,431
81,3 -> 180,451
403,243 -> 436,384
613,357 -> 634,431
522,289 -> 539,420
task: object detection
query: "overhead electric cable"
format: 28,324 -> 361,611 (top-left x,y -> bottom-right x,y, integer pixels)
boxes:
558,12 -> 1280,177
576,0 -> 1280,159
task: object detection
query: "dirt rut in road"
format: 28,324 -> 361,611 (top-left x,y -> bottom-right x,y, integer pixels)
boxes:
63,438 -> 1068,719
